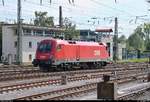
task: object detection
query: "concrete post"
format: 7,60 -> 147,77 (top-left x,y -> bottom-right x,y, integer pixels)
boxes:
97,75 -> 117,100
61,75 -> 67,85
103,75 -> 110,82
8,54 -> 12,65
1,55 -> 5,64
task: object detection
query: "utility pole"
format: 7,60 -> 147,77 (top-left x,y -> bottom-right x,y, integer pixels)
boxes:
114,17 -> 118,62
59,6 -> 63,27
17,0 -> 22,65
59,6 -> 64,39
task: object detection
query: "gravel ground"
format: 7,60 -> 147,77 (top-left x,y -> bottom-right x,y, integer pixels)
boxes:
73,89 -> 150,100
137,90 -> 150,100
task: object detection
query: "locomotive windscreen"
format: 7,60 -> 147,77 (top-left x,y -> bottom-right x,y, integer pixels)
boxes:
37,42 -> 51,53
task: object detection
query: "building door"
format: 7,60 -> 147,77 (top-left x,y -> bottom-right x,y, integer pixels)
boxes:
106,43 -> 110,56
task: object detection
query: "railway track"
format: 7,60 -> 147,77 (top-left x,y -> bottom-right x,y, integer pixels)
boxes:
118,83 -> 150,100
0,70 -> 148,95
0,62 -> 149,100
15,82 -> 98,100
0,63 -> 149,93
0,68 -> 112,82
0,62 -> 149,82
0,71 -> 110,93
14,74 -> 148,100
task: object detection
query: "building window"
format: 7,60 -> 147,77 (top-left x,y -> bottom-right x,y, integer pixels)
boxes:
29,54 -> 32,61
14,54 -> 17,61
23,29 -> 32,36
33,30 -> 43,36
45,30 -> 54,37
29,42 -> 32,48
14,29 -> 17,35
14,41 -> 17,48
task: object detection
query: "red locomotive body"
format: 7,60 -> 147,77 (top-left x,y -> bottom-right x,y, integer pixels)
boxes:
32,38 -> 110,71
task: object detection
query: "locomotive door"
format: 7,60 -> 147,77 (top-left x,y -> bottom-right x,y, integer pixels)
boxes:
76,45 -> 80,61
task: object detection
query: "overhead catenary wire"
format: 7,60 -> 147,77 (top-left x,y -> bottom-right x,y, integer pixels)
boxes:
28,0 -> 150,22
1,0 -> 149,18
91,0 -> 136,17
1,0 -> 4,6
2,0 -> 149,21
0,0 -> 150,28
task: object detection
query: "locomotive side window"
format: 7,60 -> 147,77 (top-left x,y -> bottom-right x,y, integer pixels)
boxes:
57,44 -> 62,51
38,43 -> 51,52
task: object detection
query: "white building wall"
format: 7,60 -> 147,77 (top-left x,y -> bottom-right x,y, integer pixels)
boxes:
22,36 -> 52,63
2,25 -> 57,64
2,26 -> 17,62
118,43 -> 126,60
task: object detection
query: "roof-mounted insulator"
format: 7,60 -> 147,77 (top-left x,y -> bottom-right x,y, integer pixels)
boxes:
68,41 -> 76,44
99,42 -> 107,46
99,42 -> 104,45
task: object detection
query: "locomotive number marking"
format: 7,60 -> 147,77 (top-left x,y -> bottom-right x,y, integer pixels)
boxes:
94,50 -> 100,56
40,56 -> 46,59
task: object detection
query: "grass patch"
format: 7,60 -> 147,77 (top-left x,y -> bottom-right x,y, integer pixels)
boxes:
118,58 -> 149,63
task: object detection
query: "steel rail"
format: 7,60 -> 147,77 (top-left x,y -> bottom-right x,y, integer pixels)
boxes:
13,75 -> 148,100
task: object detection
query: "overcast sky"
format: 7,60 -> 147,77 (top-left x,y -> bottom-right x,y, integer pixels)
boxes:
0,0 -> 150,37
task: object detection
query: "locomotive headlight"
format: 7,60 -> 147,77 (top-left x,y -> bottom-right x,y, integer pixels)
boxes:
50,55 -> 55,63
50,55 -> 53,59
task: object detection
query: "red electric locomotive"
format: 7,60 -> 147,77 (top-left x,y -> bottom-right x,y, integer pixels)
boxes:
32,38 -> 110,71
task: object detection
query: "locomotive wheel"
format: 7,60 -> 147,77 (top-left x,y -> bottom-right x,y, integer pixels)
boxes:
102,62 -> 107,67
39,65 -> 50,72
98,63 -> 102,69
86,62 -> 94,69
33,64 -> 38,67
63,66 -> 67,71
40,67 -> 49,72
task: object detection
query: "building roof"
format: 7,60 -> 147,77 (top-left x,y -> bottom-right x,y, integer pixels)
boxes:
80,30 -> 97,36
2,24 -> 65,31
95,29 -> 113,32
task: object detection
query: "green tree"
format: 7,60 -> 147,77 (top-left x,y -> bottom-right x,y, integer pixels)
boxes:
127,32 -> 145,51
143,23 -> 150,50
63,17 -> 80,40
118,35 -> 126,44
34,11 -> 54,27
127,25 -> 145,51
135,26 -> 145,39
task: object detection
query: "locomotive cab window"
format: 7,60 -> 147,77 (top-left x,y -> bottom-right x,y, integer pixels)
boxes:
37,42 -> 51,53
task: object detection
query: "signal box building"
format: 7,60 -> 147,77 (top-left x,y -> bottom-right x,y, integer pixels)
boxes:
2,24 -> 64,64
